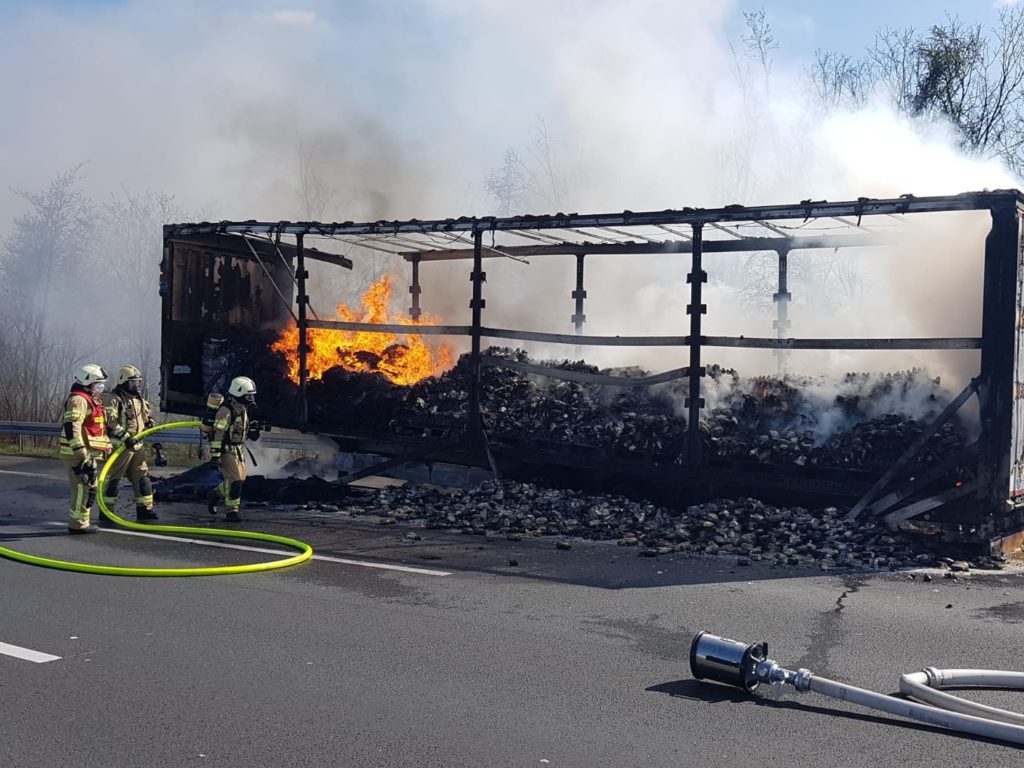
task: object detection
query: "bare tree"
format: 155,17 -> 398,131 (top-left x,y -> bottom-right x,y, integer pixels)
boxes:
740,9 -> 778,88
484,118 -> 569,215
811,50 -> 874,108
484,148 -> 530,216
96,189 -> 180,387
865,27 -> 920,113
720,11 -> 867,321
0,166 -> 96,420
296,136 -> 338,221
721,8 -> 782,206
815,8 -> 1024,174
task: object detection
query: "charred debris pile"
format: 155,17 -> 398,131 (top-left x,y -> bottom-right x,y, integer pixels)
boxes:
299,346 -> 970,474
309,480 -> 1004,571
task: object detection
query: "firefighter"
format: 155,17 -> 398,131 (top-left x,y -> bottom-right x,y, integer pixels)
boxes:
206,376 -> 260,523
60,364 -> 113,534
101,365 -> 159,523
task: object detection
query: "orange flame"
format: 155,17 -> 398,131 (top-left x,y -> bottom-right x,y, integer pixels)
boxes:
271,275 -> 453,386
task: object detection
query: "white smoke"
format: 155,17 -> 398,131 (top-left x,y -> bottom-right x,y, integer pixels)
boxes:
0,0 -> 1018,412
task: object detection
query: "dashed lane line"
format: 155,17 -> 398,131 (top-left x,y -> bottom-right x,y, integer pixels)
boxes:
0,641 -> 61,663
0,469 -> 64,480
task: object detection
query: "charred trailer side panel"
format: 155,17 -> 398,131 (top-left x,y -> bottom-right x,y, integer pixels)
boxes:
160,233 -> 298,423
996,204 -> 1024,550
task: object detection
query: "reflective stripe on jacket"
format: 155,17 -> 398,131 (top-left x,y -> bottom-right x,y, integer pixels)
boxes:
210,401 -> 249,458
60,387 -> 112,456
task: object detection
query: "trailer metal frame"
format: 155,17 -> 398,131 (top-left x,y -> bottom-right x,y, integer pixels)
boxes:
162,190 -> 1024,549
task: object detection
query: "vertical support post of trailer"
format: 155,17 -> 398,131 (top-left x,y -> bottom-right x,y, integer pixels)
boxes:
409,254 -> 422,321
979,198 -> 1022,518
686,222 -> 706,467
468,230 -> 485,446
158,231 -> 174,414
296,232 -> 309,428
773,247 -> 792,375
571,253 -> 587,334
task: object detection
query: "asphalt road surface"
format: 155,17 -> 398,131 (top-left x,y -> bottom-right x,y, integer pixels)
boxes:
2,455 -> 1023,767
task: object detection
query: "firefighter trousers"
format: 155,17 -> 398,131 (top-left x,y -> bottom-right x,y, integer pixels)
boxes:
61,454 -> 101,531
103,447 -> 153,511
214,447 -> 246,510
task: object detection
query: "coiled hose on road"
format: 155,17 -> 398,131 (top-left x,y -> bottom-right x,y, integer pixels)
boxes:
0,420 -> 313,576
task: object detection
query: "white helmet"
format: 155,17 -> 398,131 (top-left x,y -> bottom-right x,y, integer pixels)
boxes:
228,376 -> 257,398
74,364 -> 108,388
117,364 -> 143,386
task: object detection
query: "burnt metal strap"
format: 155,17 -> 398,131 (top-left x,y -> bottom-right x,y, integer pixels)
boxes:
863,441 -> 979,518
847,378 -> 978,521
882,482 -> 977,528
480,355 -> 688,387
302,319 -> 979,351
702,336 -> 981,350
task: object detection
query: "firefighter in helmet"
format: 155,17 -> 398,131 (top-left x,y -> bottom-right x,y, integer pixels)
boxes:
60,364 -> 113,533
206,376 -> 260,523
101,365 -> 159,523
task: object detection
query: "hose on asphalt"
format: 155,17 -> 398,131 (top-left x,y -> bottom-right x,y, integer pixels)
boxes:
811,669 -> 1024,745
0,420 -> 313,576
690,631 -> 1024,746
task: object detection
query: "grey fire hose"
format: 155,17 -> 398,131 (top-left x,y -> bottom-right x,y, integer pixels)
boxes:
690,632 -> 1024,746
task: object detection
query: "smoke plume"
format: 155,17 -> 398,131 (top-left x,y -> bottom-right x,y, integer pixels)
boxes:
0,0 -> 1018,422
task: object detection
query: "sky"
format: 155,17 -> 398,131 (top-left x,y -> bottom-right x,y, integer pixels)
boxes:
732,0 -> 1009,57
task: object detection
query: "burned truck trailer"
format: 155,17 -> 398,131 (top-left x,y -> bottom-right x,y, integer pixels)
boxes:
160,191 -> 1024,553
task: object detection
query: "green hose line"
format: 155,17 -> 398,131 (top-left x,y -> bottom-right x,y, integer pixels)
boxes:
0,420 -> 314,576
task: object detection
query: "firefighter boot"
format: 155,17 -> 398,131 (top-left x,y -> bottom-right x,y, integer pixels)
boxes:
136,504 -> 159,522
225,510 -> 241,523
206,489 -> 220,516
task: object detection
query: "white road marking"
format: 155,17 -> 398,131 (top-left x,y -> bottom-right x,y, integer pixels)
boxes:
40,521 -> 452,576
0,641 -> 61,663
0,469 -> 64,480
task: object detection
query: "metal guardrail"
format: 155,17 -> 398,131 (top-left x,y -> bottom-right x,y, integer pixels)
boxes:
0,422 -> 329,452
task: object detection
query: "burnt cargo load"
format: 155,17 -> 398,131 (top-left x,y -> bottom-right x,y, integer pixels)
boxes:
160,192 -> 1024,551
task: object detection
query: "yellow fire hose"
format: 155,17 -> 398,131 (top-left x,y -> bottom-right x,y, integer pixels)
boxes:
0,420 -> 313,576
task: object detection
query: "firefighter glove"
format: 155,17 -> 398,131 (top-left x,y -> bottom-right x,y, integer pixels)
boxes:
74,459 -> 97,485
124,435 -> 139,451
153,443 -> 168,467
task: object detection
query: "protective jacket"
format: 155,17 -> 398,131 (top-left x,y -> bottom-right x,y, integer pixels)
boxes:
60,385 -> 112,459
104,387 -> 154,446
210,399 -> 250,459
